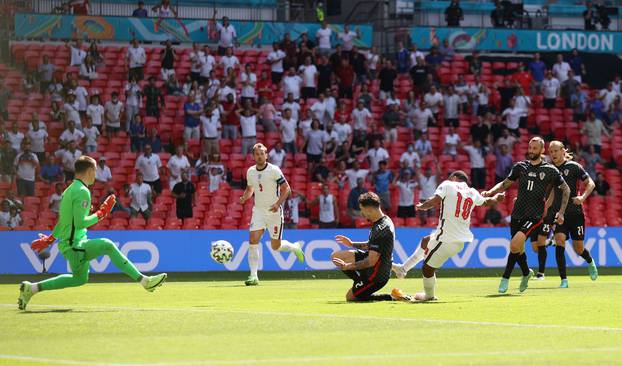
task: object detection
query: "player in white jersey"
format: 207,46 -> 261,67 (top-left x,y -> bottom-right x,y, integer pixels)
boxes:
239,143 -> 304,286
392,171 -> 504,301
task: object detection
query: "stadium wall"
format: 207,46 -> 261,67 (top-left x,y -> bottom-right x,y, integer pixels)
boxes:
1,228 -> 622,274
13,13 -> 373,47
410,27 -> 622,54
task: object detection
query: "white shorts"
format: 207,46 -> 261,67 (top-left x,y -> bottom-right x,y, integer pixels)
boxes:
424,236 -> 464,269
250,207 -> 284,240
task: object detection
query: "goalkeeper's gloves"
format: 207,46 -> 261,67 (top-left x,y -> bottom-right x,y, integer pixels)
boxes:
31,233 -> 56,253
96,194 -> 116,220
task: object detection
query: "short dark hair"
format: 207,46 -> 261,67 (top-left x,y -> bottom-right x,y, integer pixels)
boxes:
358,192 -> 381,208
74,155 -> 96,174
449,170 -> 469,183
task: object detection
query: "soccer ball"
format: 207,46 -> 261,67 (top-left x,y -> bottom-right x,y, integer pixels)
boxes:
211,240 -> 234,264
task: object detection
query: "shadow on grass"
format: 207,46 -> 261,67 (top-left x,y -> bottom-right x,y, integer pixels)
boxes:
18,309 -> 114,314
482,293 -> 521,298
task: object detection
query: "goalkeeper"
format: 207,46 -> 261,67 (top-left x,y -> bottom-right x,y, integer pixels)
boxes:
18,156 -> 167,310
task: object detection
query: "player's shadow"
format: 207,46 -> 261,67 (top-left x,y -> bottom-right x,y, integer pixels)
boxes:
482,294 -> 521,298
18,309 -> 111,314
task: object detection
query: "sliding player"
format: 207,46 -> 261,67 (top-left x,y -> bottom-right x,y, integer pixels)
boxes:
483,137 -> 570,294
239,143 -> 304,286
392,171 -> 505,301
18,156 -> 167,310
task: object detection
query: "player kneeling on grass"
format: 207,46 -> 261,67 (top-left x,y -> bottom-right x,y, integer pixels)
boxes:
392,171 -> 505,301
18,156 -> 167,311
331,192 -> 411,302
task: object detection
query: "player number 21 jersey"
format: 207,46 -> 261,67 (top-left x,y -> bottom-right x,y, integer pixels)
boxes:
246,163 -> 286,210
434,180 -> 486,243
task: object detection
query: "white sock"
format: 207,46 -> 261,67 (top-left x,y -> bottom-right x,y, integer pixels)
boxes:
248,244 -> 260,278
403,247 -> 426,272
31,283 -> 39,294
277,240 -> 297,252
140,276 -> 149,287
423,275 -> 436,299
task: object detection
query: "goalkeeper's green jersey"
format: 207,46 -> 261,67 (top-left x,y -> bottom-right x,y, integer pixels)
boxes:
51,179 -> 99,254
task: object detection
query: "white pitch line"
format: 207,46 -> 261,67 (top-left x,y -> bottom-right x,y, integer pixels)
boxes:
2,303 -> 622,333
0,347 -> 620,366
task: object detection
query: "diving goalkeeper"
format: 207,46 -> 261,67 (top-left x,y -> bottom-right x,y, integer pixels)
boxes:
18,156 -> 167,310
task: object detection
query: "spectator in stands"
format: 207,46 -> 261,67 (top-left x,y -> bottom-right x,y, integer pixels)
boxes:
258,97 -> 277,133
606,96 -> 622,126
50,99 -> 65,123
580,145 -> 602,180
529,53 -> 546,95
552,54 -> 571,83
104,92 -> 124,137
444,0 -> 463,26
152,0 -> 177,17
4,190 -> 22,211
67,39 -> 86,67
444,85 -> 460,127
417,162 -> 439,221
497,78 -> 516,112
144,77 -> 165,119
583,1 -> 597,30
159,40 -> 177,81
444,126 -> 461,157
561,70 -> 581,108
495,126 -> 517,151
39,155 -> 63,184
425,47 -> 444,68
338,24 -> 358,56
204,154 -> 225,192
311,156 -> 330,183
415,133 -> 433,157
199,46 -> 215,85
305,119 -> 327,173
310,93 -> 329,125
373,161 -> 393,212
135,144 -> 163,195
600,82 -> 618,112
594,172 -> 610,196
382,103 -> 403,142
126,39 -> 146,81
60,141 -> 82,181
79,55 -> 98,80
365,46 -> 380,81
14,141 -> 39,196
262,42 -> 286,86
310,184 -> 338,228
237,101 -> 258,154
541,71 -> 560,109
408,43 -> 424,70
240,63 -> 257,105
412,100 -> 435,138
129,114 -> 146,152
502,98 -> 521,137
22,72 -> 36,94
397,143 -> 419,170
128,172 -> 152,219
282,67 -> 303,101
571,88 -> 589,122
439,39 -> 455,60
581,112 -> 609,154
215,16 -> 237,55
171,170 -> 195,221
183,93 -> 202,143
95,156 -> 112,184
284,189 -> 305,229
59,120 -> 85,148
27,120 -> 48,162
82,117 -> 100,153
6,205 -> 22,230
484,203 -> 502,226
365,138 -> 388,173
347,177 -> 368,220
268,142 -> 286,168
87,41 -> 103,65
188,43 -> 203,82
200,105 -> 221,157
0,140 -> 14,182
568,48 -> 586,83
220,47 -> 240,76
0,200 -> 10,228
49,182 -> 64,214
38,55 -> 56,93
220,93 -> 237,139
589,93 -> 606,121
86,94 -> 104,132
336,58 -> 355,99
315,21 -> 333,57
7,122 -> 24,153
490,1 -> 505,28
145,128 -> 162,154
395,170 -> 417,219
494,143 -> 513,183
194,153 -> 210,178
378,59 -> 397,100
514,88 -> 530,128
63,92 -> 82,129
470,116 -> 490,146
469,51 -> 482,75
168,145 -> 191,190
460,138 -> 487,189
299,56 -> 318,100
277,108 -> 296,154
124,76 -> 142,130
132,1 -> 148,17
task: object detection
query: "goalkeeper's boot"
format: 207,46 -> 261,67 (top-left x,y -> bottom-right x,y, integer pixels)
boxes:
293,241 -> 305,263
519,269 -> 534,293
143,273 -> 167,292
414,292 -> 438,302
588,261 -> 598,281
498,277 -> 509,294
559,279 -> 569,288
245,275 -> 259,286
392,263 -> 408,279
18,281 -> 35,311
391,288 -> 414,302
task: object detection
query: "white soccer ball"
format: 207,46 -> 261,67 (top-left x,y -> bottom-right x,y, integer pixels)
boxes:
211,240 -> 234,264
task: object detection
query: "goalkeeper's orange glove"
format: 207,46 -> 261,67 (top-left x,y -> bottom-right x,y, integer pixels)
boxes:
96,194 -> 116,220
31,233 -> 56,253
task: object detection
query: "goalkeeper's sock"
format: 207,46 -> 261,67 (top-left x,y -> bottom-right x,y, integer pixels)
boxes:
248,244 -> 260,278
277,240 -> 297,252
31,283 -> 40,294
423,275 -> 436,299
140,276 -> 149,287
403,246 -> 426,272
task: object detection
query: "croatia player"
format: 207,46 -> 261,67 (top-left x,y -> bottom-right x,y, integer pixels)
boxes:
239,143 -> 304,286
393,171 -> 505,301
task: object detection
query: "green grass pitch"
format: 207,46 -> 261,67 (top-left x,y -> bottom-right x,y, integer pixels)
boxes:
1,271 -> 621,366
